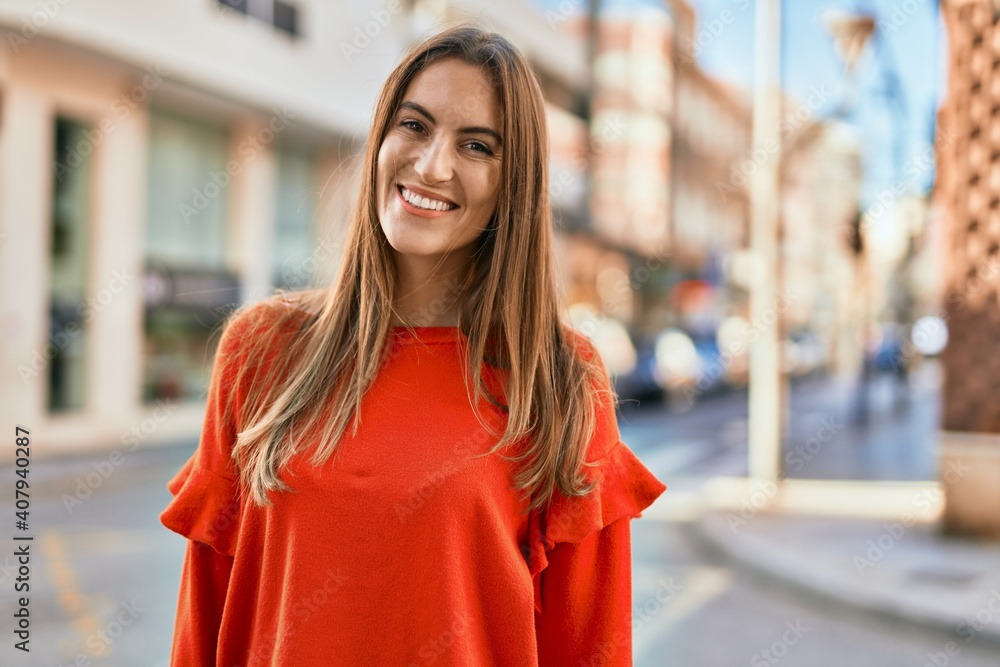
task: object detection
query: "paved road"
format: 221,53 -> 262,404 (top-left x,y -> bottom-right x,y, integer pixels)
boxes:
6,364 -> 997,666
619,360 -> 941,482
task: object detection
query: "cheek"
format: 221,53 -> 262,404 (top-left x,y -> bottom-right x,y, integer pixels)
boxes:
376,146 -> 390,185
469,166 -> 500,212
375,152 -> 385,193
376,138 -> 402,186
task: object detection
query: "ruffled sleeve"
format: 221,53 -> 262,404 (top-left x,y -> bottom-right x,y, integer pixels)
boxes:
159,308 -> 254,557
161,453 -> 242,557
526,329 -> 668,615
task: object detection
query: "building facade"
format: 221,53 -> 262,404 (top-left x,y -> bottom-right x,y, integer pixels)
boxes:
935,0 -> 1000,538
553,1 -> 754,342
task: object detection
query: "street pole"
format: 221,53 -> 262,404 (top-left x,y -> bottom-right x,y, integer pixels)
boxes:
748,0 -> 783,482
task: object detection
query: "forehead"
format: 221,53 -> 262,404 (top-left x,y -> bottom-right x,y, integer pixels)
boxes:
401,57 -> 501,129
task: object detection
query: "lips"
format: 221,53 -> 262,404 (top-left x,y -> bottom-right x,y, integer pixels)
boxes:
397,184 -> 459,211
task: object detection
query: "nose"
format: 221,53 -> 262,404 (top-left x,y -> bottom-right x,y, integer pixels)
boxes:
413,136 -> 453,184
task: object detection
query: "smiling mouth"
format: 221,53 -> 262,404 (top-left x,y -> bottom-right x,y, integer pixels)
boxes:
397,185 -> 459,212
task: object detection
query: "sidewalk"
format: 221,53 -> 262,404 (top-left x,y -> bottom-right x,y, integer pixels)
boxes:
691,507 -> 1000,649
663,363 -> 1000,651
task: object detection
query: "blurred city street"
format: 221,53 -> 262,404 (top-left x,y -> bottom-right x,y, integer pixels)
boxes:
6,362 -> 1000,667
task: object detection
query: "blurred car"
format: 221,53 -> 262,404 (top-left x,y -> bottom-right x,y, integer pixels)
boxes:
622,327 -> 731,407
568,313 -> 749,408
688,333 -> 728,397
610,333 -> 665,407
652,327 -> 700,392
566,304 -> 662,406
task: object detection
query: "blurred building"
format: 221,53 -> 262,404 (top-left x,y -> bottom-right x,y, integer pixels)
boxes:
934,0 -> 1000,539
0,0 -> 586,457
555,5 -> 673,336
553,0 -> 875,394
667,0 -> 751,274
588,7 -> 673,259
780,116 -> 863,373
555,1 -> 752,341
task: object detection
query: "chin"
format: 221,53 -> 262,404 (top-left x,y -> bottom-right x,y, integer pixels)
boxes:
382,227 -> 441,258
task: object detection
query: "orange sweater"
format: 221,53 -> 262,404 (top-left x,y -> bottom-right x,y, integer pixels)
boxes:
160,300 -> 667,666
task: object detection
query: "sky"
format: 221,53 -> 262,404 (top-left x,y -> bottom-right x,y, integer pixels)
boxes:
533,0 -> 947,207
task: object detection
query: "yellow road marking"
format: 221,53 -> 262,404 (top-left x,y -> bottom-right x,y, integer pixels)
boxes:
39,531 -> 108,658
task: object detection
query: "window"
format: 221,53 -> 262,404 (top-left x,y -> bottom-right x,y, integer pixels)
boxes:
218,0 -> 247,12
273,1 -> 298,36
272,146 -> 318,290
48,118 -> 92,413
146,109 -> 228,268
217,0 -> 300,38
143,108 -> 239,404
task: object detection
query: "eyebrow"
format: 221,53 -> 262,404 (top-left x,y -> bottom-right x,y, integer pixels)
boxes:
398,101 -> 503,146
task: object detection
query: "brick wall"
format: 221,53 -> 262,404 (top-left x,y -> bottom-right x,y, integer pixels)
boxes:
937,1 -> 1000,434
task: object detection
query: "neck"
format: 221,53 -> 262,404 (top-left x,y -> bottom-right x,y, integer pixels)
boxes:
391,252 -> 472,327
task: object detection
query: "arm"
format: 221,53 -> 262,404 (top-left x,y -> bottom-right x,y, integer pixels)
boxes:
162,307 -> 272,665
170,540 -> 234,667
534,516 -> 634,667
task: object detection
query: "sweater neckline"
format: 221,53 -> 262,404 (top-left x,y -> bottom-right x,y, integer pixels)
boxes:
390,326 -> 464,344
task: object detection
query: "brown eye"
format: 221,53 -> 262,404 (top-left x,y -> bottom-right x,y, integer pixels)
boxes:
465,140 -> 493,155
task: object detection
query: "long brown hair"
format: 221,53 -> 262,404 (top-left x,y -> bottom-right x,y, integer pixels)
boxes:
223,23 -> 611,515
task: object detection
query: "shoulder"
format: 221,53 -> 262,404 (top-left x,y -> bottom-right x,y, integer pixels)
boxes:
560,323 -> 614,398
231,290 -> 318,327
214,293 -> 316,371
559,323 -> 620,460
560,323 -> 602,365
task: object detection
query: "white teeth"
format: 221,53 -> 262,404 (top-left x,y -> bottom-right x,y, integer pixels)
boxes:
401,186 -> 454,211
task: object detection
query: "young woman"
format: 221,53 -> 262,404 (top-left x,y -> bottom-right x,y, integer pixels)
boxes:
160,23 -> 667,667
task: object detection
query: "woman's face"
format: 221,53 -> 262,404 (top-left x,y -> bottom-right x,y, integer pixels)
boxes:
376,57 -> 503,263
